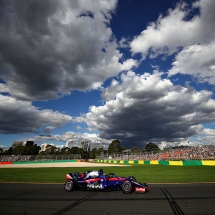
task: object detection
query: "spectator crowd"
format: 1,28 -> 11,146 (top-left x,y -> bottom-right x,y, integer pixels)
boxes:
111,145 -> 215,160
0,155 -> 32,162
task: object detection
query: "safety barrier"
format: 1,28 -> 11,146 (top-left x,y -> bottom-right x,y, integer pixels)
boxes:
13,160 -> 78,164
0,160 -> 79,165
0,162 -> 12,165
94,159 -> 215,166
1,159 -> 215,166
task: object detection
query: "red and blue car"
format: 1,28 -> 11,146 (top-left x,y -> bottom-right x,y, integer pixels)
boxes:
64,169 -> 150,194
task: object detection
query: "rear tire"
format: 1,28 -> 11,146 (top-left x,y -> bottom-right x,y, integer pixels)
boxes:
122,180 -> 133,194
64,180 -> 74,192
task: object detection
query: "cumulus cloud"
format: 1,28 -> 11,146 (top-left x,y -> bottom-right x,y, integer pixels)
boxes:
0,94 -> 72,134
168,42 -> 215,85
28,131 -> 110,146
158,140 -> 198,150
193,128 -> 215,145
0,0 -> 136,101
130,0 -> 215,94
0,145 -> 8,150
130,0 -> 215,58
85,71 -> 215,148
1,0 -> 215,149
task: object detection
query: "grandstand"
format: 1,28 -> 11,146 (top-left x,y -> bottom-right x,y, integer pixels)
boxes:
106,145 -> 215,161
0,155 -> 34,162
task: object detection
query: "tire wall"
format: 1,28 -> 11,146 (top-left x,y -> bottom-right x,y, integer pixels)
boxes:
93,159 -> 215,166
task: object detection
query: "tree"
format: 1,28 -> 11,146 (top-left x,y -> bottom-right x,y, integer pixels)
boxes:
27,144 -> 41,155
26,141 -> 34,147
13,146 -> 25,155
89,148 -> 97,159
144,142 -> 160,153
103,149 -> 108,157
121,146 -> 127,151
38,151 -> 46,155
108,140 -> 122,154
81,142 -> 90,159
69,147 -> 80,154
96,148 -> 103,154
44,144 -> 56,154
4,147 -> 12,155
0,148 -> 3,154
131,146 -> 141,153
54,147 -> 61,154
81,150 -> 89,159
12,144 -> 41,155
61,147 -> 70,154
76,147 -> 84,155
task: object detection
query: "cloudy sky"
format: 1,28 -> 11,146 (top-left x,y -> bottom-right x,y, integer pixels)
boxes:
1,0 -> 215,150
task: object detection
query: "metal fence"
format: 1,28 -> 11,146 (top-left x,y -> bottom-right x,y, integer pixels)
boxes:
35,154 -> 81,161
0,154 -> 81,162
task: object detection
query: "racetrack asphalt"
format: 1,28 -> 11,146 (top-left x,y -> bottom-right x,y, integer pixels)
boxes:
0,183 -> 215,215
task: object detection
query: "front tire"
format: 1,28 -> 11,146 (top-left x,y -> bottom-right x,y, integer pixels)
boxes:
122,180 -> 133,194
129,176 -> 136,182
64,180 -> 74,192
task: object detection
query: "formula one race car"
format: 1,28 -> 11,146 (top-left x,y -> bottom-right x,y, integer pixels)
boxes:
64,169 -> 150,194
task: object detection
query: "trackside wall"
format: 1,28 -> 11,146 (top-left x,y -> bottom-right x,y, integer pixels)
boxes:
13,160 -> 78,164
1,159 -> 215,166
0,162 -> 13,165
0,160 -> 79,165
93,159 -> 215,166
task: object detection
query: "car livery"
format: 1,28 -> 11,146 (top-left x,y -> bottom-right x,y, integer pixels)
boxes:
64,169 -> 150,194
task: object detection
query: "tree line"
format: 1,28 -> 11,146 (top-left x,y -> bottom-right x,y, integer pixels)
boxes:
107,140 -> 160,154
0,140 -> 160,159
1,141 -> 41,155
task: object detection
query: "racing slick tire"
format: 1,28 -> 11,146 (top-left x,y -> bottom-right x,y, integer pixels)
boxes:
64,180 -> 74,192
122,180 -> 133,194
129,176 -> 136,182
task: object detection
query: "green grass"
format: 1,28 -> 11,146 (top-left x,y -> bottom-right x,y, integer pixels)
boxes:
0,165 -> 215,183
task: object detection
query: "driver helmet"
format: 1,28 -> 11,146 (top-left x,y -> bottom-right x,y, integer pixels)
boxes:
98,169 -> 103,175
